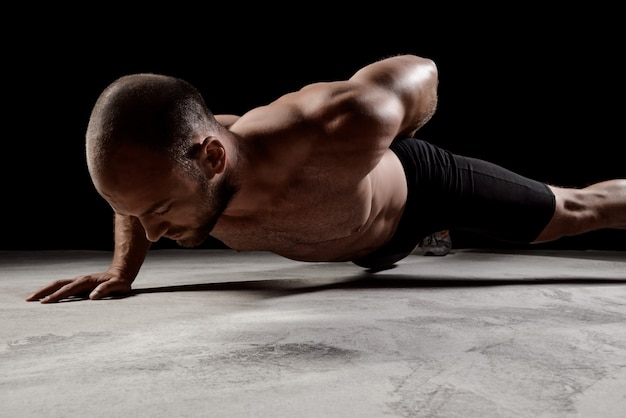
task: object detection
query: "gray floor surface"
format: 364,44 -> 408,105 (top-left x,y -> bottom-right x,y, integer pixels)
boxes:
1,248 -> 625,418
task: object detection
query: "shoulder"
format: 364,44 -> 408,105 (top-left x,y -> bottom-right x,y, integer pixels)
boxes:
232,79 -> 402,155
215,114 -> 240,129
279,80 -> 403,138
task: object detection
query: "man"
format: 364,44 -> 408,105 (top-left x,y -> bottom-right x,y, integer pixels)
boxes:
27,54 -> 626,303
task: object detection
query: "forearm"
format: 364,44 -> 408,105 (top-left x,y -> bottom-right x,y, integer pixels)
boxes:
108,213 -> 151,283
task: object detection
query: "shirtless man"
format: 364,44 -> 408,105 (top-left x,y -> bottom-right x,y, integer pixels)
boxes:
27,54 -> 626,303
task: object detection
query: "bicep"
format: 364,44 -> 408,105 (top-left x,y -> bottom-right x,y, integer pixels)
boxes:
349,55 -> 439,137
320,83 -> 406,149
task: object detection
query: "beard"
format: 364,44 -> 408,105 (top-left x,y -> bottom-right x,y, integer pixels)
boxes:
175,172 -> 236,248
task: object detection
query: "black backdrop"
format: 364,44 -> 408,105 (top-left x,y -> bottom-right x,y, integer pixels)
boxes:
5,11 -> 625,251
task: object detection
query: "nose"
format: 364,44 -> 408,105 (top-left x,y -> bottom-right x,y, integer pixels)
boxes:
139,216 -> 169,242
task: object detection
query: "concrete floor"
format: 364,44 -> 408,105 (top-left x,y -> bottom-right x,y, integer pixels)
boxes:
1,248 -> 625,418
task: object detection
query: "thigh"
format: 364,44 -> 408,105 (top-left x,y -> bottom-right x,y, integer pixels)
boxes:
446,154 -> 556,243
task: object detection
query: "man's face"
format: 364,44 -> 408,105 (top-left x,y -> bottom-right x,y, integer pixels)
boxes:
92,144 -> 232,247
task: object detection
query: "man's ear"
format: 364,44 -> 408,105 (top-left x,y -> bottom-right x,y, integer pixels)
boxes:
199,137 -> 226,177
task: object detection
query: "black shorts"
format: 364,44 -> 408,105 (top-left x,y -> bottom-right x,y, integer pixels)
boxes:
353,138 -> 556,269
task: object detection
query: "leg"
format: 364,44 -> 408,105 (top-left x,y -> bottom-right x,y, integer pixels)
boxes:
533,180 -> 626,243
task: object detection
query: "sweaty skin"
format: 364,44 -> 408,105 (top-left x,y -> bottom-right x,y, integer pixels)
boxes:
26,54 -> 626,303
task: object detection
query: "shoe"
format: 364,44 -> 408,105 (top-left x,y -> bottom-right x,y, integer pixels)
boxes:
412,230 -> 452,256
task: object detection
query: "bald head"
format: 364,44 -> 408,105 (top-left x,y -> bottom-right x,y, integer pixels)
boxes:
86,73 -> 218,177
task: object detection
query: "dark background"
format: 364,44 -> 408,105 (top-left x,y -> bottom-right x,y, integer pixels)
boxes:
4,10 -> 625,251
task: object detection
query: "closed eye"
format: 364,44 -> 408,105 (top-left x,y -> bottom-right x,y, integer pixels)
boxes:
139,200 -> 173,217
153,206 -> 171,216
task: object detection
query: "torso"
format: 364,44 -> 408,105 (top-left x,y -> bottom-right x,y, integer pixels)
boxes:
210,80 -> 409,262
211,147 -> 407,262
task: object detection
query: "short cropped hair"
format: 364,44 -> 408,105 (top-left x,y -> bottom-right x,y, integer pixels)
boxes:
86,73 -> 217,176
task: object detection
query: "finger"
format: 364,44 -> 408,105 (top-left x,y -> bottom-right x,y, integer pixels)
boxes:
89,280 -> 131,300
38,279 -> 98,304
25,280 -> 74,302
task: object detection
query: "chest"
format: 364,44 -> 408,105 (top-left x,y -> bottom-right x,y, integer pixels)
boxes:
211,177 -> 372,254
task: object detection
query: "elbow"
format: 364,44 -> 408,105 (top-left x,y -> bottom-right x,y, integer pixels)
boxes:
405,58 -> 439,130
403,54 -> 438,80
410,55 -> 438,91
418,56 -> 438,90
